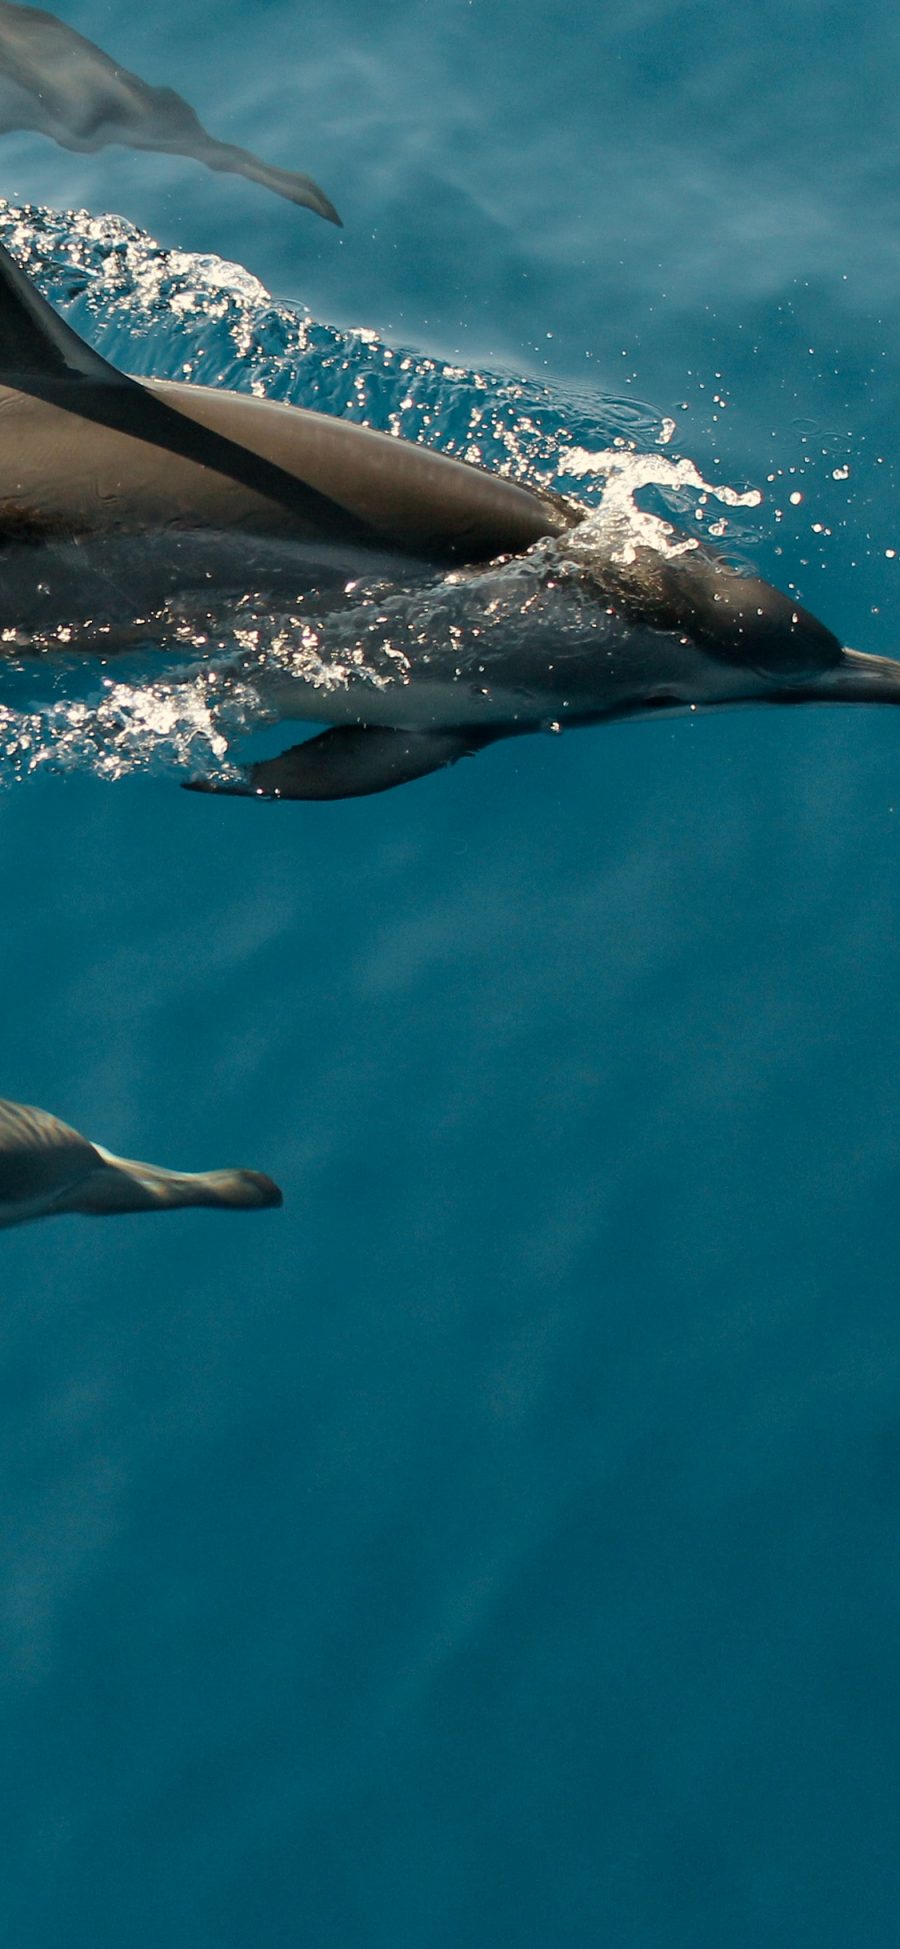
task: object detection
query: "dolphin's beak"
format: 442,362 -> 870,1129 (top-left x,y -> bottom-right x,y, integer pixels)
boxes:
781,648 -> 900,707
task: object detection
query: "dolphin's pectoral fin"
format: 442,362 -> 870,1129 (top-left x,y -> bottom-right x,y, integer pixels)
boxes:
184,723 -> 505,800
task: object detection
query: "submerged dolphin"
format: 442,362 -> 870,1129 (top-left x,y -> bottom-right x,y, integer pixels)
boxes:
0,1096 -> 282,1227
0,232 -> 898,798
0,1 -> 340,222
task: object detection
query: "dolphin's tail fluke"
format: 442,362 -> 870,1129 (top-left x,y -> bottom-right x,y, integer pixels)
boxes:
71,1149 -> 283,1216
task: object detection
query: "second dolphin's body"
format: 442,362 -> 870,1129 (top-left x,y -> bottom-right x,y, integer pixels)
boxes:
0,232 -> 897,798
0,1 -> 340,220
0,1096 -> 281,1227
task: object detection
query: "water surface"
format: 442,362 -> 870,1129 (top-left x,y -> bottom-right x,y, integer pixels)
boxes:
2,3 -> 900,1944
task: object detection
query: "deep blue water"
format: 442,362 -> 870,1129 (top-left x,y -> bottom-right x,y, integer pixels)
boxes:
3,2 -> 900,1943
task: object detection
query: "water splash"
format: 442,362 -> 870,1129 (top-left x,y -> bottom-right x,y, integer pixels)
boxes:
559,446 -> 763,565
0,199 -> 670,480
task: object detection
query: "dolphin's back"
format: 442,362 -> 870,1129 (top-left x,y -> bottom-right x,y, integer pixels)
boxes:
0,376 -> 571,560
149,379 -> 572,557
0,234 -> 571,563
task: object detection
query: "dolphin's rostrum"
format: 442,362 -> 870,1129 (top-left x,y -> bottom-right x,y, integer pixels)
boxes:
0,1096 -> 282,1228
0,231 -> 897,798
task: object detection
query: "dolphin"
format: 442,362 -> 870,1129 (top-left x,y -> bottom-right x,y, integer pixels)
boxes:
0,1 -> 340,222
0,1096 -> 282,1227
0,232 -> 897,799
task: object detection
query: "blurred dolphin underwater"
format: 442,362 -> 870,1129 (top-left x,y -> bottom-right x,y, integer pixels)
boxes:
0,0 -> 340,220
0,1095 -> 282,1225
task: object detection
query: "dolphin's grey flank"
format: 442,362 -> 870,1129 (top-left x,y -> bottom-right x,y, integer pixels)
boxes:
0,1097 -> 282,1227
0,232 -> 898,798
0,1 -> 340,222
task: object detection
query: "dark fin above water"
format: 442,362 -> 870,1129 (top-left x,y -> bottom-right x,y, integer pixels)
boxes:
184,723 -> 504,799
0,227 -> 123,382
0,238 -> 377,540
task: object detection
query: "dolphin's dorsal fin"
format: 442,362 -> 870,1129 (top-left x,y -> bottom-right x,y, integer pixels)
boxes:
0,235 -> 123,383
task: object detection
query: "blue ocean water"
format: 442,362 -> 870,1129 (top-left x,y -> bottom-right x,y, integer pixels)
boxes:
2,2 -> 900,1943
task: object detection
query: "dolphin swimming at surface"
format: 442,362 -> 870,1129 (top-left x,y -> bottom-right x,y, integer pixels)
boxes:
0,1096 -> 282,1227
0,231 -> 898,799
0,1 -> 340,222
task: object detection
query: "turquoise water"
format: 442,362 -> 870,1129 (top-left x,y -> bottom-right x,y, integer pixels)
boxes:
3,2 -> 900,1943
